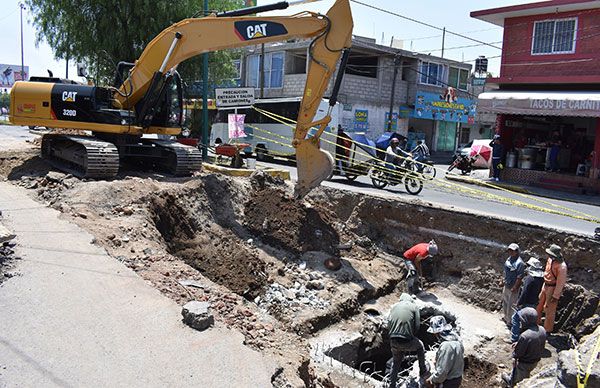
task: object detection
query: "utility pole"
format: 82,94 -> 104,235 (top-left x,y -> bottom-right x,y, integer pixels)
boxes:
387,55 -> 400,132
19,2 -> 25,81
201,0 -> 209,160
441,27 -> 446,58
259,43 -> 265,98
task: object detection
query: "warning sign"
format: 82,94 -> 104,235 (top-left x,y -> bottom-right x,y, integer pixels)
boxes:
215,88 -> 255,107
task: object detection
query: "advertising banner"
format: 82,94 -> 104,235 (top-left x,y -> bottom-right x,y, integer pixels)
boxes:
228,114 -> 247,138
0,64 -> 29,88
353,109 -> 369,131
414,89 -> 476,124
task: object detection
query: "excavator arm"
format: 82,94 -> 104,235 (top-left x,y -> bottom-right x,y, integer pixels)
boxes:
116,0 -> 353,197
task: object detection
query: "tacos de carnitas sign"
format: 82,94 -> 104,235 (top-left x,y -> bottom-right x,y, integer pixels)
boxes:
478,92 -> 600,117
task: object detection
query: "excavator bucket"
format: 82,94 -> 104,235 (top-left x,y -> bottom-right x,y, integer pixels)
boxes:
294,138 -> 334,198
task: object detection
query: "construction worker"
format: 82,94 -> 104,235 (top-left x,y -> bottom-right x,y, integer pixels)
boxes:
502,307 -> 546,387
403,240 -> 438,295
510,257 -> 545,343
425,316 -> 464,388
536,244 -> 567,333
501,243 -> 525,326
387,293 -> 428,388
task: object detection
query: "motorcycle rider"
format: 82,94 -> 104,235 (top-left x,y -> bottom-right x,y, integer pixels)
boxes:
385,137 -> 412,173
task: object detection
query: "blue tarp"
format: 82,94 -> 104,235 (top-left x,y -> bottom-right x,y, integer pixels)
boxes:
350,133 -> 377,157
375,132 -> 407,151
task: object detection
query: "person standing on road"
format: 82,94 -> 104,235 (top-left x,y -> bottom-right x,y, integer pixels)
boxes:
502,307 -> 546,387
501,243 -> 526,326
490,134 -> 504,182
387,293 -> 428,388
403,240 -> 438,294
536,244 -> 567,333
425,316 -> 464,388
510,257 -> 545,343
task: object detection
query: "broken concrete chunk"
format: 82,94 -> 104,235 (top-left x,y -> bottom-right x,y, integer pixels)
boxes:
181,301 -> 214,331
45,171 -> 66,183
306,280 -> 325,290
0,223 -> 16,243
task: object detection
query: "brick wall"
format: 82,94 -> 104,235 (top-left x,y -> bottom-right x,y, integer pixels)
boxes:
500,8 -> 600,81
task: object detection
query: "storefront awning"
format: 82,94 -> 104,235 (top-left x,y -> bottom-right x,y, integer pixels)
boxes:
477,91 -> 600,118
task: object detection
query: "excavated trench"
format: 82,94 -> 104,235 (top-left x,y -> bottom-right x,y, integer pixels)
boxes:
145,172 -> 599,386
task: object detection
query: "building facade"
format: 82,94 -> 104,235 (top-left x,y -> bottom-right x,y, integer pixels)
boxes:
236,36 -> 474,153
472,0 -> 600,193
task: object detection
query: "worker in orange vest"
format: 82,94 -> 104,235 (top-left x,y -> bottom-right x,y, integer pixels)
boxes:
535,244 -> 567,333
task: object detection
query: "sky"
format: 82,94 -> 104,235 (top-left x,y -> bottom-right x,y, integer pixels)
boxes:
0,0 -> 543,84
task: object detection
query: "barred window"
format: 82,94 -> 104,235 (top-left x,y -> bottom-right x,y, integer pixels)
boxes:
532,18 -> 577,54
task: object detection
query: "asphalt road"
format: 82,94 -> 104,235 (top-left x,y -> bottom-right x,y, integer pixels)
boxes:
258,159 -> 600,237
2,124 -> 598,236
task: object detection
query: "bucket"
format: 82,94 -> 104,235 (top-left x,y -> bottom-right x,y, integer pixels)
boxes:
507,152 -> 517,168
246,158 -> 256,169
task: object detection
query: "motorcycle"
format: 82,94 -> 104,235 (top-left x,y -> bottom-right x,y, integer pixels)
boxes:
370,159 -> 424,195
447,154 -> 479,175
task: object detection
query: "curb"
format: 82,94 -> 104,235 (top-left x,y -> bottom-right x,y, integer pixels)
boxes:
445,174 -> 600,207
203,163 -> 290,180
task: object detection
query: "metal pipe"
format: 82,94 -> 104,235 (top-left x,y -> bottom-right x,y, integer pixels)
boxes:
159,32 -> 183,73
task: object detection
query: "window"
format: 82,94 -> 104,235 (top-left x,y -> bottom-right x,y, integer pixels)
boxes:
345,55 -> 378,78
448,67 -> 469,91
246,52 -> 284,88
232,59 -> 241,80
532,18 -> 577,54
419,62 -> 446,86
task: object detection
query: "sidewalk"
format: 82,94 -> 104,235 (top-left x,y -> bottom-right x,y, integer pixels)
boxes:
445,168 -> 600,207
0,182 -> 276,387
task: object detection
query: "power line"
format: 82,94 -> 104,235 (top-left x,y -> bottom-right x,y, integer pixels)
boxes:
349,0 -> 502,50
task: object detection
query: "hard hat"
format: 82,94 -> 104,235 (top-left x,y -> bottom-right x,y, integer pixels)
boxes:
507,243 -> 520,251
428,240 -> 438,256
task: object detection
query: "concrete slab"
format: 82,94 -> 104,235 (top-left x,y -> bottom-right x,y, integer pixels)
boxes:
0,182 -> 276,387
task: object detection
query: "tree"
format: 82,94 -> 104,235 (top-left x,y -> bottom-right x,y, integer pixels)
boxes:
26,0 -> 243,87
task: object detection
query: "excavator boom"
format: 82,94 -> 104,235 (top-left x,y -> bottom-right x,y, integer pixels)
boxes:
117,0 -> 353,196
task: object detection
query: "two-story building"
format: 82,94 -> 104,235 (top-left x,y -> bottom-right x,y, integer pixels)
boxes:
236,35 -> 475,153
472,0 -> 600,193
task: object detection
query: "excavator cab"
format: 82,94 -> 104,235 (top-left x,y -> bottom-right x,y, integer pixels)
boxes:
148,71 -> 183,129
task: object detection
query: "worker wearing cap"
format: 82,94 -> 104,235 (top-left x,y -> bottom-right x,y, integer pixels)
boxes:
403,240 -> 438,295
536,244 -> 567,333
510,257 -> 545,343
425,316 -> 464,388
387,293 -> 428,388
501,243 -> 526,326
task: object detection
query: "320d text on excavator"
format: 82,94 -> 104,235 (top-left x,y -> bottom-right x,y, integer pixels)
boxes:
8,0 -> 353,198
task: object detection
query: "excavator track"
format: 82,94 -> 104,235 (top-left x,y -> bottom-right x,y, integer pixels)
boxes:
41,134 -> 120,179
145,139 -> 202,176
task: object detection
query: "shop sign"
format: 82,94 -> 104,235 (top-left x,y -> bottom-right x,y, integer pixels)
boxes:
413,89 -> 477,124
530,98 -> 600,112
353,109 -> 369,131
472,78 -> 486,86
385,112 -> 398,131
343,103 -> 353,111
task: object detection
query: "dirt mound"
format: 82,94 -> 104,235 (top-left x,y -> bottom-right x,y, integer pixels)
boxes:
462,355 -> 498,388
245,188 -> 340,255
0,149 -> 50,179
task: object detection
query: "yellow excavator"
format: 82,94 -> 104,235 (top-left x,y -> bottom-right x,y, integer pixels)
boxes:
8,0 -> 353,197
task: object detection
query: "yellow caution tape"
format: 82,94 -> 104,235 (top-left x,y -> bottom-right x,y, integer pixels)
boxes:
252,106 -> 600,224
